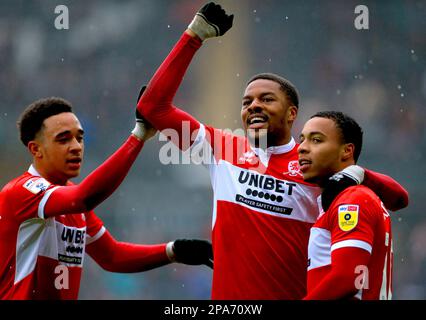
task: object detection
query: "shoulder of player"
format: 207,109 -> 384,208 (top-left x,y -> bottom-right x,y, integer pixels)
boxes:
329,185 -> 381,213
212,126 -> 245,140
4,172 -> 55,197
202,124 -> 248,147
341,185 -> 379,201
1,172 -> 32,194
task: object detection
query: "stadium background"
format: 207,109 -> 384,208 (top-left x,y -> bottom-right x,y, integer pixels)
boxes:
0,0 -> 424,299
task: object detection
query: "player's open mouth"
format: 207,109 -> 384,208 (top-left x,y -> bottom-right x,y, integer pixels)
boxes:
298,159 -> 312,172
247,114 -> 268,129
67,158 -> 82,169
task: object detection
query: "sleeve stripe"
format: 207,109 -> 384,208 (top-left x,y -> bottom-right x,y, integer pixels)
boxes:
331,239 -> 372,254
38,186 -> 61,219
86,226 -> 106,245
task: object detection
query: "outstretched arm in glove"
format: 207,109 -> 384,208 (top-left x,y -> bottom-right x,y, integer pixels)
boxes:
87,231 -> 213,272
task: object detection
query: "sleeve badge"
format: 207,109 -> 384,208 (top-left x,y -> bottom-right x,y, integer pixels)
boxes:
23,178 -> 51,194
338,204 -> 359,231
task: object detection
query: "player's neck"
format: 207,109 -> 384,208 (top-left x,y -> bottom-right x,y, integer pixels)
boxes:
249,134 -> 293,149
318,162 -> 357,188
268,135 -> 293,148
32,163 -> 69,186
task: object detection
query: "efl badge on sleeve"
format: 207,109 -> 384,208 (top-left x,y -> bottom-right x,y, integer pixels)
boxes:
23,178 -> 51,194
338,204 -> 359,231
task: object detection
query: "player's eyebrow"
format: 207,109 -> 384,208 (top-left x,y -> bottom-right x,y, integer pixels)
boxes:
299,131 -> 325,140
309,131 -> 325,137
242,91 -> 277,100
55,129 -> 85,139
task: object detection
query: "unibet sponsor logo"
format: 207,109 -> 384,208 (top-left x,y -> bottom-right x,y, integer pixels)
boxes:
61,227 -> 85,244
238,171 -> 296,196
65,246 -> 83,254
235,195 -> 293,215
236,170 -> 295,215
59,226 -> 85,265
338,205 -> 359,231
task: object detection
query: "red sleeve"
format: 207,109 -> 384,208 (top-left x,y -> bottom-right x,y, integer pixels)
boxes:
86,230 -> 170,273
84,210 -> 104,240
305,188 -> 378,300
6,176 -> 59,222
328,191 -> 378,247
44,135 -> 143,218
304,247 -> 371,300
137,32 -> 202,150
363,169 -> 409,211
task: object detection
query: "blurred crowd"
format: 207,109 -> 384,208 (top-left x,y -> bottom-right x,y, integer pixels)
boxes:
0,0 -> 425,299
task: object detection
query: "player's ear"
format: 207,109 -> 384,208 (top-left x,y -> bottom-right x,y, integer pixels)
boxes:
28,141 -> 43,158
287,105 -> 298,123
341,143 -> 355,162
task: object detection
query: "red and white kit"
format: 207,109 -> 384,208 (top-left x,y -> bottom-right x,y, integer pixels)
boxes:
307,185 -> 393,300
0,166 -> 104,299
193,125 -> 320,299
0,135 -> 171,300
138,33 -> 407,299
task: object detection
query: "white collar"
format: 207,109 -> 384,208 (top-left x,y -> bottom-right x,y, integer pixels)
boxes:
316,195 -> 325,218
252,137 -> 296,156
28,164 -> 41,176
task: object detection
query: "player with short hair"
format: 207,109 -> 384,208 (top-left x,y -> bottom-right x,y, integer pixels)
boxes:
299,111 -> 394,299
0,97 -> 213,300
136,2 -> 408,299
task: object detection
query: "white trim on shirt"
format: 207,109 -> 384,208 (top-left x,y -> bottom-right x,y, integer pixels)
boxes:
331,239 -> 372,254
86,226 -> 106,245
38,186 -> 61,219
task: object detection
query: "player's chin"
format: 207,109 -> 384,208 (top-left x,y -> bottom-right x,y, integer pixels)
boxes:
246,127 -> 268,139
301,170 -> 317,183
66,168 -> 81,179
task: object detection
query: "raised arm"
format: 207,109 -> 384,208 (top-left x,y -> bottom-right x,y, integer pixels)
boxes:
137,2 -> 233,150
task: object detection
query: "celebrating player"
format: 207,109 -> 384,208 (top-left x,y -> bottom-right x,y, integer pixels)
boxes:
0,97 -> 213,300
300,111 -> 394,299
137,2 -> 408,299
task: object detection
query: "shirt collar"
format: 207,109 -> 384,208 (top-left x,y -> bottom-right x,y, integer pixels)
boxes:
252,137 -> 296,156
28,164 -> 41,176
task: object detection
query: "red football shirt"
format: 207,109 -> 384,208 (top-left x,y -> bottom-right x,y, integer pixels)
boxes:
137,31 -> 406,299
191,125 -> 321,299
307,185 -> 393,299
0,165 -> 104,300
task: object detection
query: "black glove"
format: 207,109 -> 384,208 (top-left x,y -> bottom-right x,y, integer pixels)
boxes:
188,2 -> 234,40
136,85 -> 147,103
132,85 -> 157,141
135,85 -> 146,125
172,239 -> 213,269
321,166 -> 364,211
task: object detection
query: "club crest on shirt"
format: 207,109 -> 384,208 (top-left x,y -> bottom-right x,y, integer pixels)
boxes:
23,178 -> 51,194
238,151 -> 258,165
283,160 -> 302,177
338,204 -> 359,231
